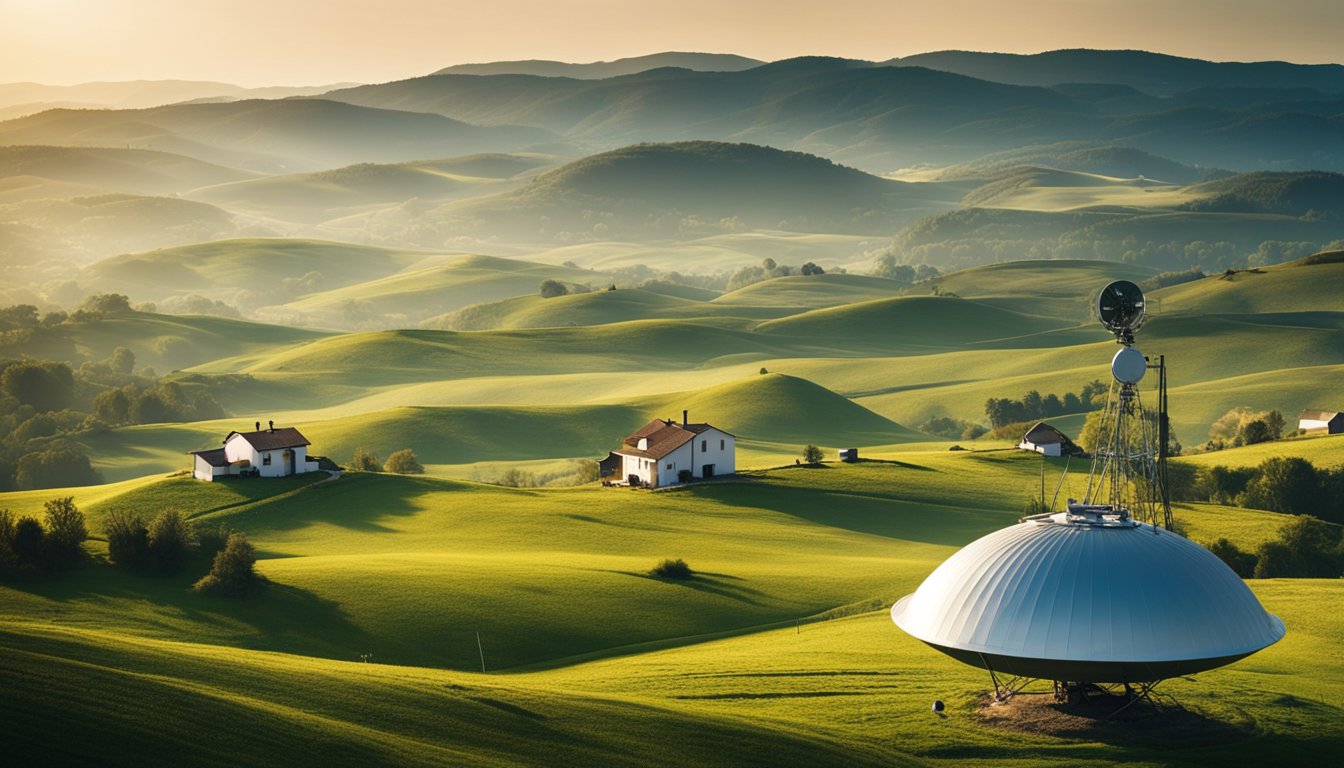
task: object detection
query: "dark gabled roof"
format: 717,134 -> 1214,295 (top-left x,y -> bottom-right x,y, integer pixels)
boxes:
226,427 -> 311,451
1299,409 -> 1343,421
190,448 -> 230,467
618,418 -> 733,459
1021,421 -> 1075,446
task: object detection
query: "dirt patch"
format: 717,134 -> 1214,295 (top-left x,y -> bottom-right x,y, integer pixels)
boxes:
978,690 -> 1254,749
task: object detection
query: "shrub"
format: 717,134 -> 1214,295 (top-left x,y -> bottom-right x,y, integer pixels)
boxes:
574,460 -> 600,485
650,558 -> 693,580
147,509 -> 194,573
1206,538 -> 1258,578
627,474 -> 641,488
1253,516 -> 1343,578
9,516 -> 45,570
197,523 -> 232,557
539,279 -> 568,298
1238,457 -> 1319,516
195,533 -> 262,596
0,509 -> 15,571
497,468 -> 538,487
677,469 -> 694,484
350,447 -> 381,472
42,497 -> 87,563
384,449 -> 424,475
104,510 -> 150,569
14,447 -> 101,490
802,445 -> 824,464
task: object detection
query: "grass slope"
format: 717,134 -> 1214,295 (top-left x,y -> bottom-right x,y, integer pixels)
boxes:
82,238 -> 442,304
0,144 -> 254,198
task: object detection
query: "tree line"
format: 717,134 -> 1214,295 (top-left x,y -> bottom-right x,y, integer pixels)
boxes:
0,496 -> 263,596
985,380 -> 1110,429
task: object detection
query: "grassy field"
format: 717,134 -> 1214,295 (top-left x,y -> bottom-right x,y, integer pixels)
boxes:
2,459 -> 1339,767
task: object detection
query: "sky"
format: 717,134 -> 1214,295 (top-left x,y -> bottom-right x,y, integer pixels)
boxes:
2,0 -> 1342,86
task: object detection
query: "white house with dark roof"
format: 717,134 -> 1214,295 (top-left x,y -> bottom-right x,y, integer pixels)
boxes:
599,411 -> 734,488
191,421 -> 317,481
1017,421 -> 1084,457
1298,409 -> 1344,435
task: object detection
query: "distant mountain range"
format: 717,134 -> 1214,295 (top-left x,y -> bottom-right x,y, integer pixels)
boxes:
432,52 -> 764,79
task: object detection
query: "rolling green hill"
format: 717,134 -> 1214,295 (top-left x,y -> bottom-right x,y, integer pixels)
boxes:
1180,171 -> 1344,216
0,144 -> 254,198
0,99 -> 558,173
188,154 -> 555,224
429,142 -> 964,241
282,254 -> 616,330
713,274 -> 902,309
0,310 -> 329,371
81,238 -> 443,307
1154,260 -> 1344,315
935,143 -> 1228,184
754,295 -> 1076,351
429,288 -> 705,331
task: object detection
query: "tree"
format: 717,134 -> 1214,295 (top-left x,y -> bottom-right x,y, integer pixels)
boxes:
147,509 -> 194,573
1238,419 -> 1272,446
9,516 -> 44,570
350,447 -> 381,472
799,261 -> 825,276
802,445 -> 824,464
77,293 -> 133,316
110,346 -> 135,376
384,449 -> 424,474
1206,538 -> 1257,578
42,497 -> 87,563
1240,457 -> 1319,516
1265,409 -> 1286,440
14,448 -> 101,491
93,388 -> 132,425
104,510 -> 150,569
574,460 -> 600,485
649,558 -> 693,580
759,367 -> 768,375
539,279 -> 568,298
761,258 -> 777,271
0,361 -> 74,412
194,533 -> 262,596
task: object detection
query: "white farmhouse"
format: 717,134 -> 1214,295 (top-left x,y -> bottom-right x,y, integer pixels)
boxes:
1017,421 -> 1083,457
1298,409 -> 1344,435
600,411 -> 735,488
191,421 -> 317,481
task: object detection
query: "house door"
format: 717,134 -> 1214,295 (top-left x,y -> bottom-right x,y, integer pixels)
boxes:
702,464 -> 715,478
284,449 -> 294,475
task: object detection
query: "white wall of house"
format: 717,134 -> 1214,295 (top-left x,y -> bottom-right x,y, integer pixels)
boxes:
1018,440 -> 1062,457
689,429 -> 735,478
620,453 -> 656,486
223,435 -> 310,477
655,442 -> 695,487
193,455 -> 227,482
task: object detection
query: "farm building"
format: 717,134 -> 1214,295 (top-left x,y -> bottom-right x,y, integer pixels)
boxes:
191,421 -> 318,481
1298,409 -> 1344,435
1017,421 -> 1084,457
600,411 -> 735,488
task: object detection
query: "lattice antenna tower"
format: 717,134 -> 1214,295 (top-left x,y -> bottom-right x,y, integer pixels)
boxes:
1083,280 -> 1173,531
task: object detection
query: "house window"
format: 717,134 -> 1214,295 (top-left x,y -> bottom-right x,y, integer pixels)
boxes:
720,439 -> 725,450
701,440 -> 707,451
262,454 -> 272,466
666,463 -> 673,470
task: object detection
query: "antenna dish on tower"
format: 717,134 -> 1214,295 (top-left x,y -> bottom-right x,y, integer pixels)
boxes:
1096,280 -> 1146,338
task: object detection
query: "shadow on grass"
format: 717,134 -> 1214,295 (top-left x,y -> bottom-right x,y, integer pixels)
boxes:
608,569 -> 767,606
4,559 -> 374,663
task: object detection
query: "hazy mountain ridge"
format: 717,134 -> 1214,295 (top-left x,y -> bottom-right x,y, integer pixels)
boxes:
433,52 -> 764,78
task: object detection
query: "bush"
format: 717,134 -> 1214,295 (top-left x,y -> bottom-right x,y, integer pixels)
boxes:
14,447 -> 101,490
0,509 -> 15,571
539,279 -> 568,298
1207,538 -> 1258,578
197,523 -> 232,557
194,533 -> 262,596
677,468 -> 694,484
649,558 -> 693,580
802,445 -> 824,464
42,497 -> 87,564
104,510 -> 150,569
350,447 -> 381,472
384,449 -> 423,475
1253,516 -> 1343,578
147,509 -> 194,573
9,516 -> 45,571
574,460 -> 600,485
1238,457 -> 1319,516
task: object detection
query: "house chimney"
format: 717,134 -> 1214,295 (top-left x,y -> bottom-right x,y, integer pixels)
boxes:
683,409 -> 688,426
255,421 -> 260,432
268,420 -> 274,433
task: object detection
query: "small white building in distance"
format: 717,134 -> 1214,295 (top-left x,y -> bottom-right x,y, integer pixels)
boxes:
1017,421 -> 1083,457
1298,409 -> 1344,435
600,411 -> 735,488
191,421 -> 316,481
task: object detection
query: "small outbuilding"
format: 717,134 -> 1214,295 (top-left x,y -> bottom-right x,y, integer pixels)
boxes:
600,411 -> 735,488
1017,421 -> 1084,457
1298,409 -> 1344,435
191,420 -> 319,481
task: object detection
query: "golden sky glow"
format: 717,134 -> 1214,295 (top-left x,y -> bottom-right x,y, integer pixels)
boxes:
2,0 -> 1341,86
